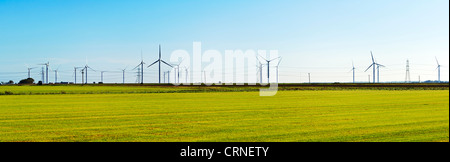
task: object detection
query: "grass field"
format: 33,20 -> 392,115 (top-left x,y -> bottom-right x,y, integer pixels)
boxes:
0,85 -> 448,142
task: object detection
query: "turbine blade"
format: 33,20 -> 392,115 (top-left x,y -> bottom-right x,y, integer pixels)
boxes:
178,58 -> 185,65
147,60 -> 159,68
132,63 -> 141,70
258,55 -> 268,61
371,51 -> 375,63
364,64 -> 373,72
87,66 -> 96,72
159,45 -> 162,59
268,57 -> 280,62
435,57 -> 439,65
256,56 -> 263,64
161,60 -> 173,68
277,57 -> 282,66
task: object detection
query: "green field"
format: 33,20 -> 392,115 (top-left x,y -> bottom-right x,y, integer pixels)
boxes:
0,85 -> 448,142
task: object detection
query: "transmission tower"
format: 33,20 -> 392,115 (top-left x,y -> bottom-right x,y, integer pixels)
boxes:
136,68 -> 141,83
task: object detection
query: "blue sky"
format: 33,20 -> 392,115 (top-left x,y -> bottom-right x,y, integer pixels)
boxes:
0,0 -> 448,83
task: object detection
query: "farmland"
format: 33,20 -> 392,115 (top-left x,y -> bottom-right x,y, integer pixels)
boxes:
0,84 -> 448,142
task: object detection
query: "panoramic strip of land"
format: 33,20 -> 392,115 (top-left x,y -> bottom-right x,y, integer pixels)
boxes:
0,84 -> 448,142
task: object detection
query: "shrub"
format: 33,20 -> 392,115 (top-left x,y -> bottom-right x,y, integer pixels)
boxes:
19,78 -> 35,85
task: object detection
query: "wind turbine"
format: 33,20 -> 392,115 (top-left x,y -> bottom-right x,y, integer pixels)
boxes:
52,65 -> 60,83
275,57 -> 282,84
121,66 -> 128,84
82,64 -> 95,84
350,61 -> 356,83
172,59 -> 184,84
133,50 -> 145,84
256,64 -> 261,84
256,56 -> 264,84
27,66 -> 38,78
364,51 -> 376,84
74,67 -> 83,84
258,55 -> 280,84
148,45 -> 173,84
435,57 -> 442,82
38,62 -> 49,84
100,71 -> 108,83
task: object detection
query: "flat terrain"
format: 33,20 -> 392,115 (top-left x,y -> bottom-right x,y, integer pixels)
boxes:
0,84 -> 448,142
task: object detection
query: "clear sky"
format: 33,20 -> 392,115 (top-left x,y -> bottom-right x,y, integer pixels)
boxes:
0,0 -> 448,83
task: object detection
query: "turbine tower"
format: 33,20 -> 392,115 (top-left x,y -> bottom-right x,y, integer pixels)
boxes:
121,67 -> 127,84
52,66 -> 60,83
435,57 -> 441,82
308,73 -> 311,84
364,51 -> 377,84
177,66 -> 180,84
148,45 -> 173,84
133,51 -> 145,84
170,59 -> 183,84
256,56 -> 264,84
258,55 -> 280,83
53,69 -> 58,83
166,70 -> 170,83
184,66 -> 189,84
38,62 -> 49,84
163,71 -> 166,83
74,67 -> 83,84
81,68 -> 85,84
100,71 -> 107,83
256,63 -> 263,84
375,59 -> 385,83
82,64 -> 95,84
350,61 -> 356,83
41,67 -> 45,83
275,57 -> 282,84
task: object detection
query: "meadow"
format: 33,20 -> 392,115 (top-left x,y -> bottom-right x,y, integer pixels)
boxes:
0,84 -> 448,142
